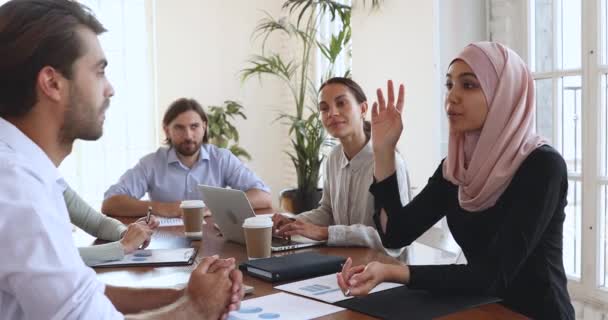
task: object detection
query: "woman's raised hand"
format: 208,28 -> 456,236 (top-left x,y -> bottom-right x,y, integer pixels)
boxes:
371,80 -> 405,181
371,80 -> 405,154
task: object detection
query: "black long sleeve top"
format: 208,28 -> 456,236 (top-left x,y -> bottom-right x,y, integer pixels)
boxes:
370,145 -> 575,320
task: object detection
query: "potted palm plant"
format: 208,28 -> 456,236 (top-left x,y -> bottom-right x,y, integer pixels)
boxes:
207,100 -> 251,161
241,0 -> 380,213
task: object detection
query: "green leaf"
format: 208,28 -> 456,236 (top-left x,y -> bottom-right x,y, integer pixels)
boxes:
206,101 -> 251,162
241,54 -> 297,83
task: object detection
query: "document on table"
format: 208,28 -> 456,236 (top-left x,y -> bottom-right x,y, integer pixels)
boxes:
158,217 -> 206,226
97,270 -> 255,294
275,273 -> 403,303
97,269 -> 191,289
158,217 -> 183,226
228,292 -> 344,320
89,248 -> 197,267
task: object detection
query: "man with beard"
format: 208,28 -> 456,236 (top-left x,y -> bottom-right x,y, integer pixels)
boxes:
102,98 -> 272,217
0,0 -> 243,318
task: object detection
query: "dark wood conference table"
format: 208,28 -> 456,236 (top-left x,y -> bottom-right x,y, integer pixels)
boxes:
80,213 -> 528,320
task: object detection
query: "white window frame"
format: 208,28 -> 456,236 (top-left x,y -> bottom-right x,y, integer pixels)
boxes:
0,0 -> 157,210
525,0 -> 608,306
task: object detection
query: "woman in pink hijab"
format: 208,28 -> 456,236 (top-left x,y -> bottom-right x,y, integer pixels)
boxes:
337,42 -> 574,320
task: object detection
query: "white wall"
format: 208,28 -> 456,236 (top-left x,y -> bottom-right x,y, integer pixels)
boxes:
350,0 -> 489,192
152,0 -> 290,206
350,0 -> 488,263
433,0 -> 489,262
438,0 -> 488,155
151,0 -> 491,204
489,0 -> 528,58
351,0 -> 442,193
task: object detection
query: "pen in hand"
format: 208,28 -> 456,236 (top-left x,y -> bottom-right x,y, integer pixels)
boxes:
344,288 -> 351,297
340,257 -> 353,296
146,206 -> 152,224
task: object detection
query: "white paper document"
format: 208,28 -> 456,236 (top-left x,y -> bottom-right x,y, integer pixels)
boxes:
228,292 -> 344,320
158,217 -> 206,226
97,269 -> 191,289
89,248 -> 196,267
275,273 -> 403,304
158,217 -> 183,226
97,269 -> 255,295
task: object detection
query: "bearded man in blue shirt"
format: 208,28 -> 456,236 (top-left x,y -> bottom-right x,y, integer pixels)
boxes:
102,97 -> 272,217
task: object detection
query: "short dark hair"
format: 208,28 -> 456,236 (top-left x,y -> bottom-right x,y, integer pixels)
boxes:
0,0 -> 106,118
163,98 -> 209,144
320,77 -> 371,139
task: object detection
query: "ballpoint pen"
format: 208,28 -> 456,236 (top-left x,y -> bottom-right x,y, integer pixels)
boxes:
146,206 -> 152,224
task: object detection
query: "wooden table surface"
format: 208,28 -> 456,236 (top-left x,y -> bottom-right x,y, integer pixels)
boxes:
78,215 -> 528,320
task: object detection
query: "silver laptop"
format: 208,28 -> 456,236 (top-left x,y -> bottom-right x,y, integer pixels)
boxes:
198,185 -> 324,252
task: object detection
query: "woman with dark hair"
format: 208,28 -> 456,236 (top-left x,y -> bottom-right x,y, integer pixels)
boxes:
273,77 -> 411,259
337,43 -> 575,319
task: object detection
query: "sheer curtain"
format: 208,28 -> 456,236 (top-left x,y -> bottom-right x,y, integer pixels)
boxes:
59,0 -> 157,210
0,0 -> 156,209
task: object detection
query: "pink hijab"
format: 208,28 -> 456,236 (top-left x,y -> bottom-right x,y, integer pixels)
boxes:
442,42 -> 547,212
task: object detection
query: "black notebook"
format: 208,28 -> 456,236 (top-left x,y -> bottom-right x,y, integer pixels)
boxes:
239,252 -> 346,283
335,285 -> 502,320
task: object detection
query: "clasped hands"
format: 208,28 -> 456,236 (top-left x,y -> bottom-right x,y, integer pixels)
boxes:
186,255 -> 244,320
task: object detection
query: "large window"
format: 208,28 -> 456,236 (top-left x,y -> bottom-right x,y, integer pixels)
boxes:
529,0 -> 608,304
530,0 -> 583,279
58,0 -> 157,210
316,0 -> 352,82
0,0 -> 156,209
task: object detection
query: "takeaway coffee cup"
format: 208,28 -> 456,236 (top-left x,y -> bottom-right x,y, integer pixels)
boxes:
181,200 -> 205,239
242,216 -> 273,260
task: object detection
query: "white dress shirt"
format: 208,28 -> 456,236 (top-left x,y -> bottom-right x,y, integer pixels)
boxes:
0,118 -> 122,319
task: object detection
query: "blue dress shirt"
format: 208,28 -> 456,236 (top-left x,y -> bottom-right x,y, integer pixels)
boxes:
104,144 -> 270,202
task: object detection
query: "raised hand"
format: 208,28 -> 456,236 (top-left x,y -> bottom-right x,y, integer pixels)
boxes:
371,80 -> 405,154
371,80 -> 405,181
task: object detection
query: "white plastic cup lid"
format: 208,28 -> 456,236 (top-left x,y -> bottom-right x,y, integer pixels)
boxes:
242,216 -> 273,228
180,200 -> 206,209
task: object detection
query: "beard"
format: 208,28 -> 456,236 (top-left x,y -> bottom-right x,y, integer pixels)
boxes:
173,139 -> 202,157
59,85 -> 109,144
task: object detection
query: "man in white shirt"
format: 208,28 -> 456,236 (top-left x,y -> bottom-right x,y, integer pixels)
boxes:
0,0 -> 243,319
